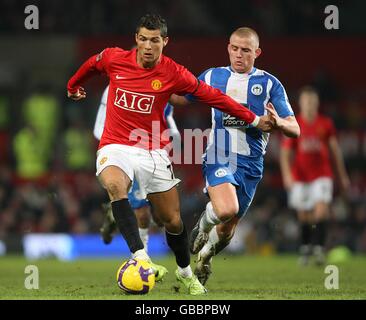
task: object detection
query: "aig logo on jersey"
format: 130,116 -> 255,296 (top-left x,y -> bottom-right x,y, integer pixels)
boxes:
114,88 -> 155,114
251,84 -> 263,96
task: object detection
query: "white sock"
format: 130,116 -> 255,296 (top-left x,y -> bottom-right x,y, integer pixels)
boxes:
132,249 -> 150,261
178,265 -> 193,278
199,202 -> 221,233
139,228 -> 149,252
200,226 -> 219,259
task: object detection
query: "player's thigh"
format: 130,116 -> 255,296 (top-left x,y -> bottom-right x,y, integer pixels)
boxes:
204,162 -> 239,219
207,183 -> 239,220
142,149 -> 181,197
147,187 -> 181,230
99,165 -> 132,200
96,144 -> 135,200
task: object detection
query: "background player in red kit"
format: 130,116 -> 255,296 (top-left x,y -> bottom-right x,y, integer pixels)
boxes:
67,14 -> 273,294
280,86 -> 350,265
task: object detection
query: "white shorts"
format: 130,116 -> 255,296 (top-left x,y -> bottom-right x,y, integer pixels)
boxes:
288,177 -> 333,211
96,144 -> 180,199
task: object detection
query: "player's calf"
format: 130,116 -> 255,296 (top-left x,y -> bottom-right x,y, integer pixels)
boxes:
194,226 -> 233,285
190,201 -> 238,254
190,211 -> 210,254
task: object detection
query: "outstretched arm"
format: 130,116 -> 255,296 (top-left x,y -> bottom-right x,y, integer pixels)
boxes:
67,55 -> 101,100
67,49 -> 111,100
189,80 -> 273,131
266,103 -> 300,138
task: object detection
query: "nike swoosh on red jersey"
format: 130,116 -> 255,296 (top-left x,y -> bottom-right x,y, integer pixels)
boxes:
116,75 -> 126,79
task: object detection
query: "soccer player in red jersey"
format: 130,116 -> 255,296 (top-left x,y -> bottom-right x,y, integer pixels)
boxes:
280,86 -> 350,265
67,14 -> 272,294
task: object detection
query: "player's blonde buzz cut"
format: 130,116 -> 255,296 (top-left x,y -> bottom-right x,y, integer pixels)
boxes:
231,27 -> 260,48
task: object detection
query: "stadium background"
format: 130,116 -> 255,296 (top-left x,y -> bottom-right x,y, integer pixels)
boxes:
0,0 -> 365,260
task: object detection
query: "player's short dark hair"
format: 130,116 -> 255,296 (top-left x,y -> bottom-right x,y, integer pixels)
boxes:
136,14 -> 168,38
231,27 -> 260,46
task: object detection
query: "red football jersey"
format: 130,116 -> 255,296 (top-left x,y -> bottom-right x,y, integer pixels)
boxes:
281,114 -> 336,182
68,47 -> 257,150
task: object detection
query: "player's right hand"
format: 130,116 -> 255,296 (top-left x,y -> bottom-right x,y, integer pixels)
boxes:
67,87 -> 86,100
257,114 -> 274,132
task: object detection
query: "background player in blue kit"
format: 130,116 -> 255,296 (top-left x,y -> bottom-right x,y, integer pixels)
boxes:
95,86 -> 181,251
170,27 -> 300,285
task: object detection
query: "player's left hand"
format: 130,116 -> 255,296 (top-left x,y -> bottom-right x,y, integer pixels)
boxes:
265,102 -> 282,129
67,87 -> 86,100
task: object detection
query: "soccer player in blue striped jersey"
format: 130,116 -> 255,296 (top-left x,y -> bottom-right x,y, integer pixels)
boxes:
170,27 -> 300,285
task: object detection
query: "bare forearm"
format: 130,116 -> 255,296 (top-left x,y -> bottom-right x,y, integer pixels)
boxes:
277,117 -> 300,138
329,138 -> 348,178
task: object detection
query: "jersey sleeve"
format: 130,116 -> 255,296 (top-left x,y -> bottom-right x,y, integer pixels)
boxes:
172,63 -> 258,125
269,76 -> 294,118
173,64 -> 201,95
94,48 -> 115,74
67,48 -> 115,94
185,68 -> 213,102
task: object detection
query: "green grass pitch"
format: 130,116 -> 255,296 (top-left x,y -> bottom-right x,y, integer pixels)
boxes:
1,254 -> 365,300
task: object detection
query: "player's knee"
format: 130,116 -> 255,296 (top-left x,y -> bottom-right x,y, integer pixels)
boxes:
314,202 -> 330,220
214,202 -> 239,222
105,181 -> 127,200
162,215 -> 182,234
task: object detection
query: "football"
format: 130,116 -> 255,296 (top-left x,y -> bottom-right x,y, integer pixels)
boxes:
116,258 -> 155,294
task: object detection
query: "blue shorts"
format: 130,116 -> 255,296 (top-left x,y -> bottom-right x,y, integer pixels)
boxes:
202,157 -> 263,218
128,180 -> 150,210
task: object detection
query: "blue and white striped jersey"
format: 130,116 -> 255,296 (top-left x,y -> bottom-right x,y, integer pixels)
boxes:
195,66 -> 294,160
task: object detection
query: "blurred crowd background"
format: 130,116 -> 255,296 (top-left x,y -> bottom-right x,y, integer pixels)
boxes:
0,0 -> 365,255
